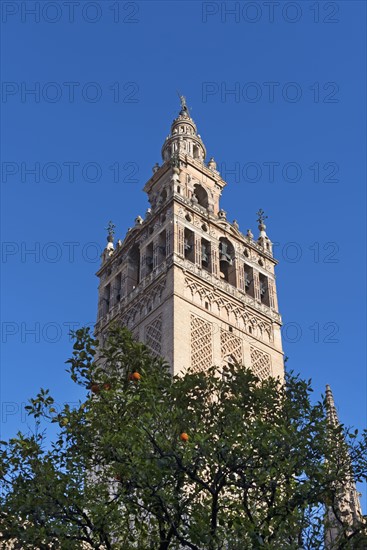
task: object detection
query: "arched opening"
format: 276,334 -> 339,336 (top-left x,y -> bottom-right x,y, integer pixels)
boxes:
126,243 -> 140,293
114,272 -> 122,304
219,238 -> 236,286
184,228 -> 195,263
193,184 -> 209,208
157,230 -> 166,265
244,264 -> 255,298
103,283 -> 110,316
201,238 -> 211,272
145,242 -> 154,276
159,189 -> 167,205
259,273 -> 270,307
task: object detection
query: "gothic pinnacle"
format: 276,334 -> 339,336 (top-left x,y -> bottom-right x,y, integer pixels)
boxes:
325,384 -> 339,427
105,220 -> 115,242
104,220 -> 115,256
256,209 -> 268,240
256,209 -> 268,232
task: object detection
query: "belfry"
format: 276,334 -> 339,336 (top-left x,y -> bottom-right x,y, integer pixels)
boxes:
95,97 -> 284,379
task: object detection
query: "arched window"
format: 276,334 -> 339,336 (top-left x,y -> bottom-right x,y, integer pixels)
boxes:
201,238 -> 211,272
126,243 -> 140,292
157,230 -> 166,265
114,272 -> 121,304
159,189 -> 167,205
184,228 -> 195,263
259,273 -> 270,306
193,184 -> 209,208
103,283 -> 110,315
219,238 -> 236,287
145,242 -> 153,275
244,264 -> 255,298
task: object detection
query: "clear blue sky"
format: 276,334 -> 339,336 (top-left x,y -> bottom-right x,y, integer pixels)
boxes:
1,0 -> 366,506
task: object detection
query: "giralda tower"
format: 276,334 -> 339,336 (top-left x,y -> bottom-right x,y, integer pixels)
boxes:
95,97 -> 284,380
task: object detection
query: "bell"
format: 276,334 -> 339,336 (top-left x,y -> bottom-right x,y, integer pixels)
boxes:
220,254 -> 232,265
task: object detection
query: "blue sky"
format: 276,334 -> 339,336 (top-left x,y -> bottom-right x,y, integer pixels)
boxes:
1,0 -> 366,506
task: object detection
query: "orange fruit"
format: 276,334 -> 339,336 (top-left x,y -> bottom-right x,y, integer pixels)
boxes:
180,432 -> 189,442
131,372 -> 141,381
90,383 -> 100,394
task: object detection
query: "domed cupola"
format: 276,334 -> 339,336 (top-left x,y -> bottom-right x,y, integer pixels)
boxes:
161,95 -> 206,163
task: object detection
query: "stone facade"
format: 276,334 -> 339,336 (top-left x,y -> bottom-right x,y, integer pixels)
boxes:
95,98 -> 284,380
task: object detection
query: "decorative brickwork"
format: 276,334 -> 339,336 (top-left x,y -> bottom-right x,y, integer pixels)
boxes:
184,276 -> 274,342
145,315 -> 162,356
190,314 -> 213,372
220,329 -> 242,364
250,346 -> 271,379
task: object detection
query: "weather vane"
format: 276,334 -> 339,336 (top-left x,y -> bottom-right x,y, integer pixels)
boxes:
105,220 -> 116,238
177,91 -> 190,115
256,209 -> 268,225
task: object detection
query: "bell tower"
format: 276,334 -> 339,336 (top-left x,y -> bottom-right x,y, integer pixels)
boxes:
95,97 -> 284,379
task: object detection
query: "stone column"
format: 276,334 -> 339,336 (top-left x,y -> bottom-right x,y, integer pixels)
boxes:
195,235 -> 202,267
253,270 -> 261,302
238,262 -> 245,292
153,238 -> 159,269
268,278 -> 277,310
166,227 -> 172,257
176,224 -> 184,257
211,243 -> 219,277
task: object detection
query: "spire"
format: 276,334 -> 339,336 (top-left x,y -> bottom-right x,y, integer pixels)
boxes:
161,96 -> 206,163
256,208 -> 268,234
324,384 -> 363,548
325,384 -> 339,427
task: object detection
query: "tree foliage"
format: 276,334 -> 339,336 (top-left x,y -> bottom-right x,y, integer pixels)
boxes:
1,325 -> 366,549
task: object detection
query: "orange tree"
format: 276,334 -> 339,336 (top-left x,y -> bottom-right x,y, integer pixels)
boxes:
1,325 -> 366,549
